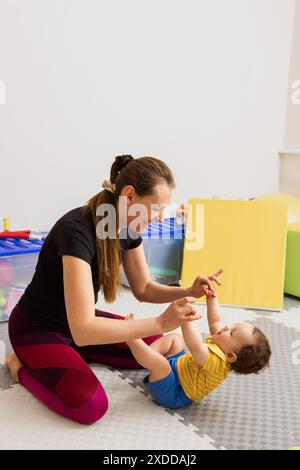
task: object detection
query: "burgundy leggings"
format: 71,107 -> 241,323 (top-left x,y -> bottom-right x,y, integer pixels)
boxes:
8,304 -> 162,425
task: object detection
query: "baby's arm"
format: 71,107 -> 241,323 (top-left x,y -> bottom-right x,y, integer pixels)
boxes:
181,322 -> 209,367
206,295 -> 225,335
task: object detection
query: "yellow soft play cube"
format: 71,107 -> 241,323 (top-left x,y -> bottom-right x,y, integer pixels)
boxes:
181,199 -> 287,310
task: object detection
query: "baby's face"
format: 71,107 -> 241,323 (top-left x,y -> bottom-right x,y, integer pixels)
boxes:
212,322 -> 257,356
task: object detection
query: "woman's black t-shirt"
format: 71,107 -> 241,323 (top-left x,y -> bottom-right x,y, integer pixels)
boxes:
17,206 -> 142,331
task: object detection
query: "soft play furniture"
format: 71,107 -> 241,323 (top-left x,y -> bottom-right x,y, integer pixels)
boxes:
284,223 -> 300,297
181,198 -> 287,310
258,194 -> 300,297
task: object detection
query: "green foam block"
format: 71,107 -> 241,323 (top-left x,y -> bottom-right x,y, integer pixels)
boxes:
285,223 -> 300,297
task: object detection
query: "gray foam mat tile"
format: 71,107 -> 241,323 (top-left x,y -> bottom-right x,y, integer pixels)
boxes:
110,317 -> 300,450
1,291 -> 300,450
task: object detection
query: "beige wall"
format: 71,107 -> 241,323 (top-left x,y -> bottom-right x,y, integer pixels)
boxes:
279,150 -> 300,198
0,0 -> 296,229
284,0 -> 300,148
280,0 -> 300,198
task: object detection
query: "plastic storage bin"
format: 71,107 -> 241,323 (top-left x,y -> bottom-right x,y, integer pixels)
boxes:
0,238 -> 45,321
120,217 -> 186,287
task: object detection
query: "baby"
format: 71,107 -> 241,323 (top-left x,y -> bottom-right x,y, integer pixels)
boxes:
125,293 -> 271,409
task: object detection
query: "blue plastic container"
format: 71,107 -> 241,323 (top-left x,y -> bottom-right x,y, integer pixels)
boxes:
121,217 -> 186,286
0,238 -> 45,321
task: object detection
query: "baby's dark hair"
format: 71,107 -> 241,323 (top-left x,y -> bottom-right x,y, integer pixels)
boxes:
230,327 -> 271,375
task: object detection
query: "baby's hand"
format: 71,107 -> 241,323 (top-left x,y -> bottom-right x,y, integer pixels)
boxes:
125,313 -> 135,321
202,284 -> 216,299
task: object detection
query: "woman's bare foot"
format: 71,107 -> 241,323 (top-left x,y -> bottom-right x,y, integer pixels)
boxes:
125,313 -> 134,321
5,352 -> 22,382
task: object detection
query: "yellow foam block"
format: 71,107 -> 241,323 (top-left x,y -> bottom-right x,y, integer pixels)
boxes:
288,223 -> 300,232
181,199 -> 287,310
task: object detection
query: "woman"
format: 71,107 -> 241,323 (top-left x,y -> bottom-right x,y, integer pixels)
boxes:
6,155 -> 221,424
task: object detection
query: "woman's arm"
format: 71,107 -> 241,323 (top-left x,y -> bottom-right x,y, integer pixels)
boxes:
121,244 -> 191,302
62,255 -> 200,347
121,244 -> 220,303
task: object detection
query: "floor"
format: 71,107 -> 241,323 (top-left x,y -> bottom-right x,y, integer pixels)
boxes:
0,287 -> 300,450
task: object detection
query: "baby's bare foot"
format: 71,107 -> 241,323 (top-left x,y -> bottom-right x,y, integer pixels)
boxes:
5,352 -> 22,382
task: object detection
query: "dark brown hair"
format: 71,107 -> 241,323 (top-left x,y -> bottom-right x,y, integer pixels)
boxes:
82,155 -> 175,303
230,327 -> 271,375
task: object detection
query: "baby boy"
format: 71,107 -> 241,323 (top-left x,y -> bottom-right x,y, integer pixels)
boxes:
125,291 -> 271,409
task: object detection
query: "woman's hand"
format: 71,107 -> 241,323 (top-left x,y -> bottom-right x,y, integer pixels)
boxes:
157,297 -> 201,334
189,268 -> 224,298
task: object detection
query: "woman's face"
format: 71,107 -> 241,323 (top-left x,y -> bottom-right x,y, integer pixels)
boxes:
118,183 -> 173,233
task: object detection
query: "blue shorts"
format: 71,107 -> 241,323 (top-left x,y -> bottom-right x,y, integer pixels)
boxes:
142,349 -> 193,409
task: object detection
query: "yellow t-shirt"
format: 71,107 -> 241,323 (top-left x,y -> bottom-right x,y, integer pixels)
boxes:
176,336 -> 230,402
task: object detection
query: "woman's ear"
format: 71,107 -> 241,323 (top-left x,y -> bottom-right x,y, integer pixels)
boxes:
226,351 -> 237,363
122,185 -> 134,201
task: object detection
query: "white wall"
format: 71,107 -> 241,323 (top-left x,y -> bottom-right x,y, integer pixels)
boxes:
284,0 -> 300,148
0,0 -> 295,230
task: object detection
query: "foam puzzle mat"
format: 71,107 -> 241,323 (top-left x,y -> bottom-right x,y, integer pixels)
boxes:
0,287 -> 300,450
